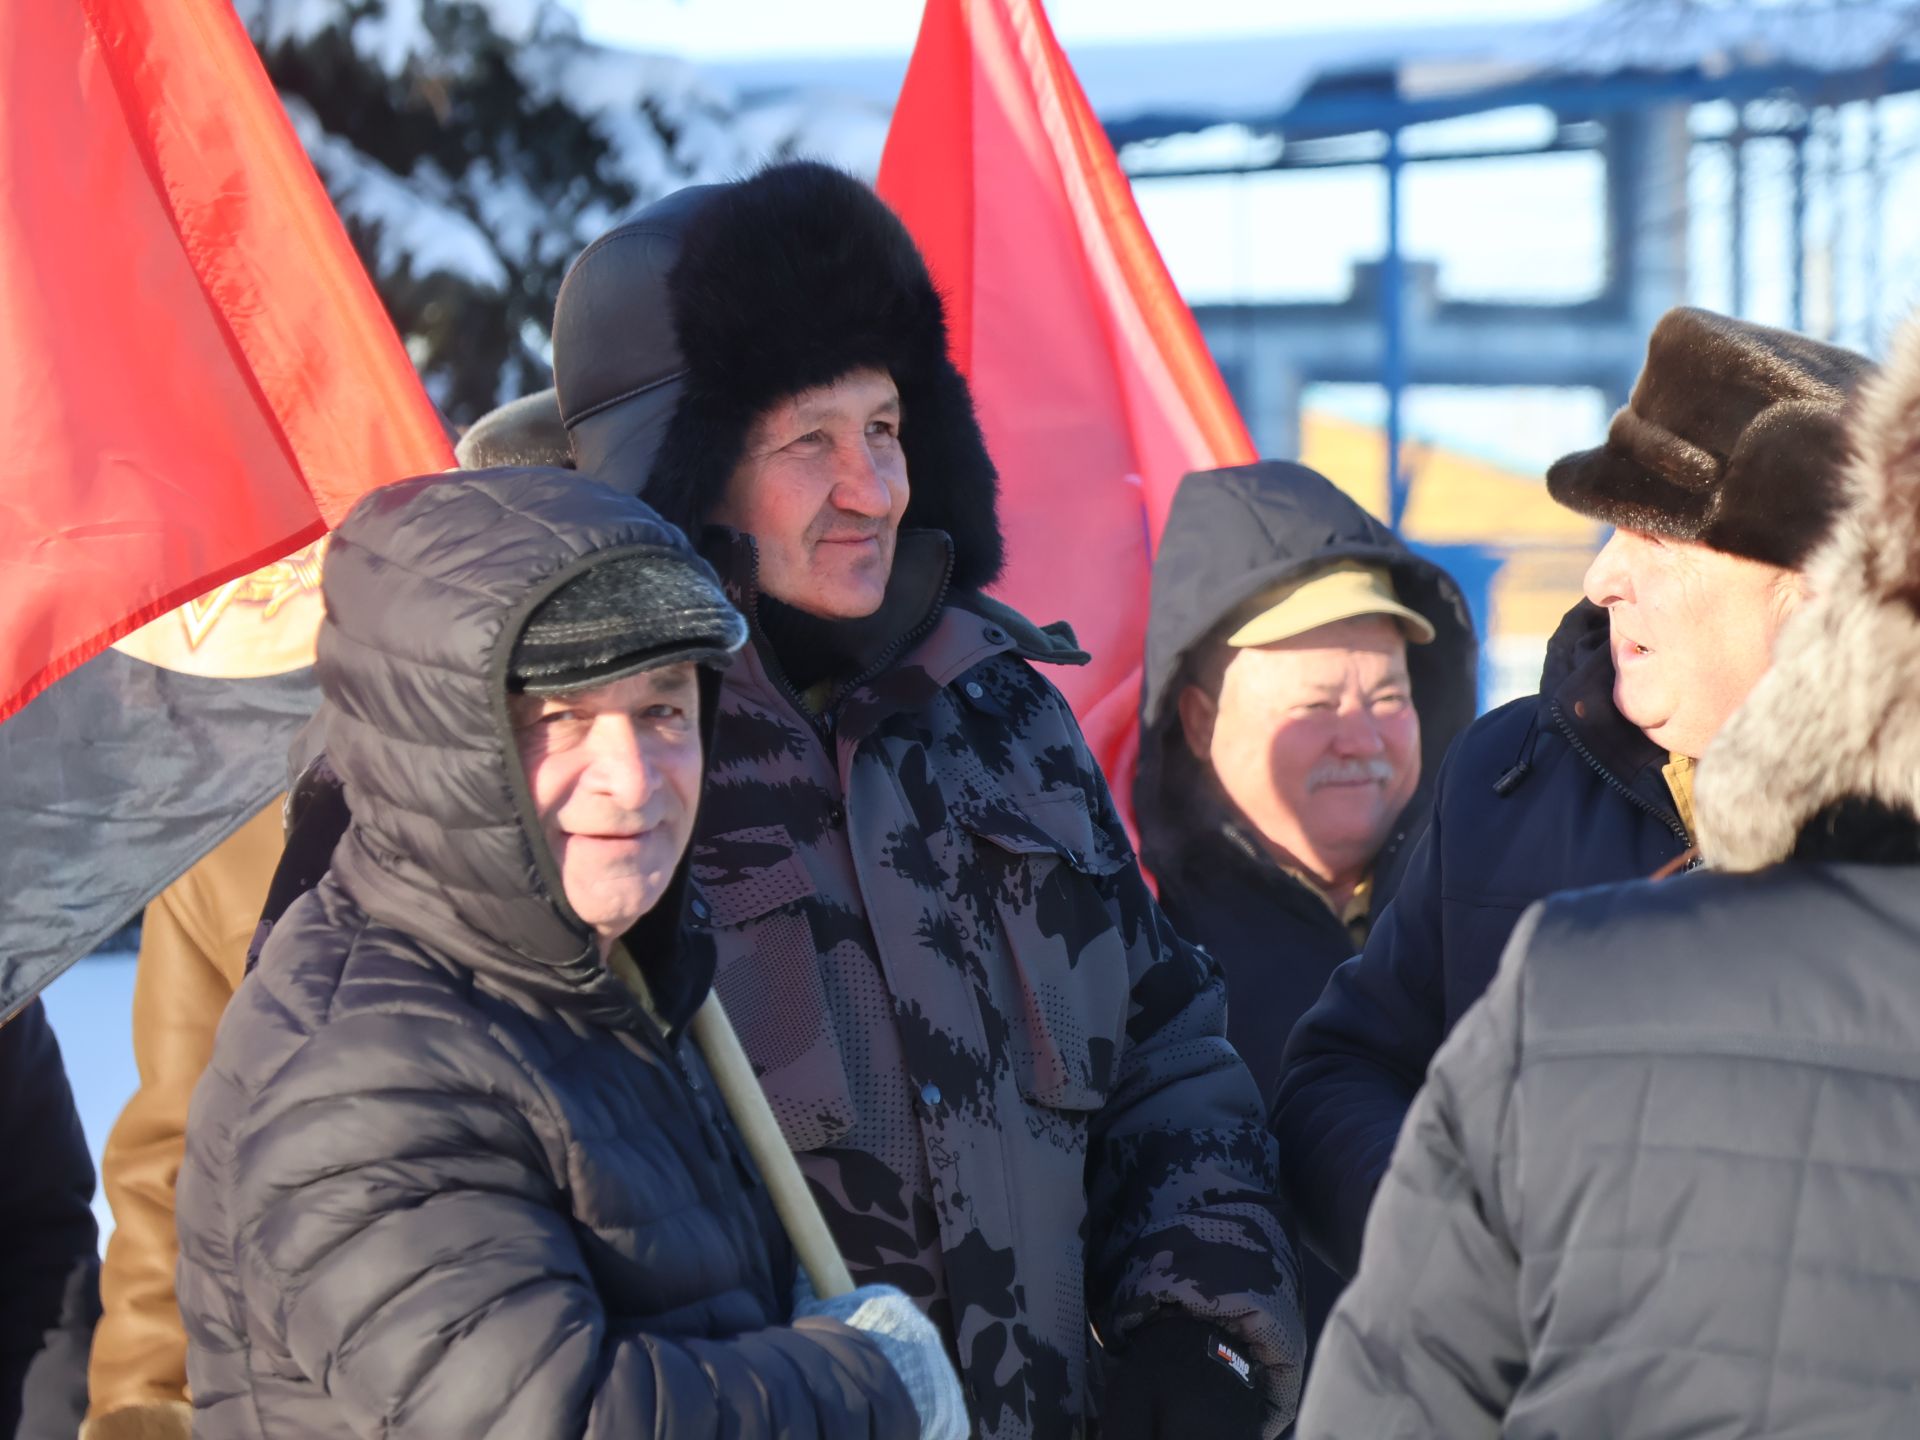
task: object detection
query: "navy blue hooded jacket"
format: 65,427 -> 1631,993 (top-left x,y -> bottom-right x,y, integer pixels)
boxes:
0,998 -> 100,1440
1135,461 -> 1478,1103
1271,600 -> 1693,1277
1134,461 -> 1478,1356
175,470 -> 917,1440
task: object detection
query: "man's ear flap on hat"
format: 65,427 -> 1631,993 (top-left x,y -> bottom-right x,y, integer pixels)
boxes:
1702,401 -> 1854,571
896,356 -> 1004,592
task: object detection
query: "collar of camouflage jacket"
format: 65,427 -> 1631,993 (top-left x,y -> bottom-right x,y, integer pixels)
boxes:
706,525 -> 1089,739
748,529 -> 955,704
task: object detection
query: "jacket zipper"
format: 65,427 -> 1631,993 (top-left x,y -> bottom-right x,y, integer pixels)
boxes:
831,565 -> 954,711
740,585 -> 833,743
1549,698 -> 1695,851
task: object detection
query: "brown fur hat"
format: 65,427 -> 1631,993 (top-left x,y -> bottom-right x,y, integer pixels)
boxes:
1547,307 -> 1873,569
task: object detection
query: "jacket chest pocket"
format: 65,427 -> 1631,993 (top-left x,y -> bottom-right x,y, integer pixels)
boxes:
695,824 -> 854,1152
961,792 -> 1132,1112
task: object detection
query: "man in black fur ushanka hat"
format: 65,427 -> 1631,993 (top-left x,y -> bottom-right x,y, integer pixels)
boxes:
1274,306 -> 1874,1285
542,161 -> 1306,1440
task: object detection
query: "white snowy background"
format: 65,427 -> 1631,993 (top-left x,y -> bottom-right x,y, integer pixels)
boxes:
231,0 -> 891,419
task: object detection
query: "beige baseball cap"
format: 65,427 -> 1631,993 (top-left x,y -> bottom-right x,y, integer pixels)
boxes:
1226,561 -> 1435,648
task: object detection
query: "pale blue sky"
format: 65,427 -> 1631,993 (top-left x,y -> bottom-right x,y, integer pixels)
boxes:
557,0 -> 1920,477
570,0 -> 1592,61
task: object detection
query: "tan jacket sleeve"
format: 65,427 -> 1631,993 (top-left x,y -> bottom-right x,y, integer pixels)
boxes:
84,801 -> 286,1439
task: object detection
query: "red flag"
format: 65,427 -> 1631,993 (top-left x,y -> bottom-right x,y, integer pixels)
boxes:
0,0 -> 453,724
877,0 -> 1255,838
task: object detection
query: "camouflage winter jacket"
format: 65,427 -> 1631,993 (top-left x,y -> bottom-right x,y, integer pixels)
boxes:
697,530 -> 1302,1439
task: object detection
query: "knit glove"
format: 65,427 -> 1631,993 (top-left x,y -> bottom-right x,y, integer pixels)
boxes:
794,1280 -> 969,1440
1097,1316 -> 1268,1440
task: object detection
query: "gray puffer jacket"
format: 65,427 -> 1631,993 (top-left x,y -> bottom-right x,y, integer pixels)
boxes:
175,468 -> 918,1440
1298,311 -> 1920,1439
1298,865 -> 1920,1439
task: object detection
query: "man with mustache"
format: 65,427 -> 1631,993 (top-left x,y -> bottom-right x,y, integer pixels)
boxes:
1133,460 -> 1477,1363
1272,308 -> 1873,1283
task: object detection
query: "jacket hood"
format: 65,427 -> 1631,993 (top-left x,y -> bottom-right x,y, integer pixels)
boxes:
1538,597 -> 1611,696
1134,461 -> 1479,874
553,160 -> 1004,592
1697,311 -> 1920,870
314,467 -> 730,1027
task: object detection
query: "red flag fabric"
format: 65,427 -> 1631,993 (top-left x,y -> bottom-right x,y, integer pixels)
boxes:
877,0 -> 1256,839
0,0 -> 453,724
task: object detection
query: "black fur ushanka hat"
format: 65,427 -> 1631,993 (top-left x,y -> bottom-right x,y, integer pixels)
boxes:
1547,307 -> 1873,570
552,161 -> 1004,591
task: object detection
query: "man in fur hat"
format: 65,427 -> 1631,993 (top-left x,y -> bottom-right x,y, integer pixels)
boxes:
1295,307 -> 1920,1440
548,161 -> 1304,1439
1273,307 -> 1873,1281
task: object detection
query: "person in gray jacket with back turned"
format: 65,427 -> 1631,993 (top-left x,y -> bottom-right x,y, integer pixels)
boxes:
1297,309 -> 1920,1439
175,466 -> 962,1440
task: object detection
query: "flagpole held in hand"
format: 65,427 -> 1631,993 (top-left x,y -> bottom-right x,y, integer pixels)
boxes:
609,942 -> 854,1298
688,993 -> 857,1299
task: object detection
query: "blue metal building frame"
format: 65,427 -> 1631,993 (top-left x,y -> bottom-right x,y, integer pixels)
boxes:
1110,56 -> 1920,530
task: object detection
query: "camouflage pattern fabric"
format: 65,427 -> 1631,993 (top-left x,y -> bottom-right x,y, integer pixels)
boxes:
697,533 -> 1303,1439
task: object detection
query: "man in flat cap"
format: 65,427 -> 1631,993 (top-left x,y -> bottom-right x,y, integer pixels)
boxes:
80,394 -> 582,1440
174,466 -> 965,1440
1272,306 -> 1873,1281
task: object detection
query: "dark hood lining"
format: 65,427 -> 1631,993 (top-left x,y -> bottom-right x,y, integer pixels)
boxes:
1136,541 -> 1479,879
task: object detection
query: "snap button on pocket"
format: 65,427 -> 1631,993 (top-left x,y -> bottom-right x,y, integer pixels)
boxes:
920,1082 -> 942,1107
983,625 -> 1008,645
965,681 -> 985,699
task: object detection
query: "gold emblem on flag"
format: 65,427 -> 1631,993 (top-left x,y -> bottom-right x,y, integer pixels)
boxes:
112,539 -> 328,679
